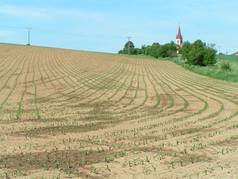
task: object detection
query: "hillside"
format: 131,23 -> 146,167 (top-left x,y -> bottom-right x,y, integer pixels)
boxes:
0,44 -> 238,178
172,54 -> 238,83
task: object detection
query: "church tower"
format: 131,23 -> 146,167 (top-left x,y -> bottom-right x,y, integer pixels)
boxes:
176,26 -> 183,48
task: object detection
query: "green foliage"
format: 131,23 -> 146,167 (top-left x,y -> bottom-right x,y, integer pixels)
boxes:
180,41 -> 192,60
134,48 -> 143,55
203,47 -> 217,65
119,41 -> 177,58
144,43 -> 161,58
158,42 -> 177,58
172,54 -> 238,83
136,42 -> 177,58
220,62 -> 231,71
218,54 -> 238,62
157,45 -> 168,58
119,39 -> 216,67
181,40 -> 217,66
119,41 -> 137,55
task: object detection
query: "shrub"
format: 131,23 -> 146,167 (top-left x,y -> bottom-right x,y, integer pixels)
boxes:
203,47 -> 217,65
181,40 -> 217,66
158,44 -> 169,58
180,41 -> 192,60
220,62 -> 231,71
157,42 -> 177,58
143,42 -> 177,58
147,43 -> 161,58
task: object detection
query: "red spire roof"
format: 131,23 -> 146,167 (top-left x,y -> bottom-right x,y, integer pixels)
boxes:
176,26 -> 183,40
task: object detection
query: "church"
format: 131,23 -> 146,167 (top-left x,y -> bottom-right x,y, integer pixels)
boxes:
176,26 -> 183,48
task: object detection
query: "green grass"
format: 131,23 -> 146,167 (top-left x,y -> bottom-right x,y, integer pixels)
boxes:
124,54 -> 238,83
170,55 -> 238,83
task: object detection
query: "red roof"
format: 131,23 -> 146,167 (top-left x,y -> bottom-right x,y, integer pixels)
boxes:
176,26 -> 183,40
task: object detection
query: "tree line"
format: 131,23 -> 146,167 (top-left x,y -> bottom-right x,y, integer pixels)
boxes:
118,40 -> 217,66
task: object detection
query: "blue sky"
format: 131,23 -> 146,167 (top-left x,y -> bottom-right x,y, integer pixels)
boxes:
0,0 -> 237,53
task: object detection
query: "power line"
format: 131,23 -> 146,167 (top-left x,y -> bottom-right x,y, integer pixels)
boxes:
26,27 -> 32,45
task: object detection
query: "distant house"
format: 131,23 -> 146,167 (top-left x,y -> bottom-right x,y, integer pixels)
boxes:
233,52 -> 238,56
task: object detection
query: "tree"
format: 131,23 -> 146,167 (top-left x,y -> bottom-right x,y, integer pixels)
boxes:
180,41 -> 192,60
181,40 -> 217,66
141,45 -> 147,54
167,41 -> 177,57
124,41 -> 135,54
118,39 -> 216,66
203,47 -> 217,65
157,42 -> 177,58
135,48 -> 143,55
187,46 -> 205,65
158,44 -> 169,57
144,45 -> 152,56
118,41 -> 137,55
148,43 -> 160,58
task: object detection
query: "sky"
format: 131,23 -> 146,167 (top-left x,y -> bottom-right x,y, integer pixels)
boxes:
0,0 -> 237,53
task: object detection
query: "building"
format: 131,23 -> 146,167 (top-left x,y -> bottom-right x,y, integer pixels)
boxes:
176,26 -> 183,48
233,52 -> 238,56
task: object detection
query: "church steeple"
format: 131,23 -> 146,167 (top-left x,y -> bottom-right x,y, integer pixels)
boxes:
176,26 -> 183,48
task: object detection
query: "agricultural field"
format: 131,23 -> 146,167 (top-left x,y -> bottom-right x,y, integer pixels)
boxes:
0,44 -> 238,179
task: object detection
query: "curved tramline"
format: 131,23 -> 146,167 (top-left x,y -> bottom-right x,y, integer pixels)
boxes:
0,44 -> 237,179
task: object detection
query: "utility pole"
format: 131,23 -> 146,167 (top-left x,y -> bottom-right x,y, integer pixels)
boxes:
127,36 -> 132,55
26,27 -> 32,46
218,45 -> 221,54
